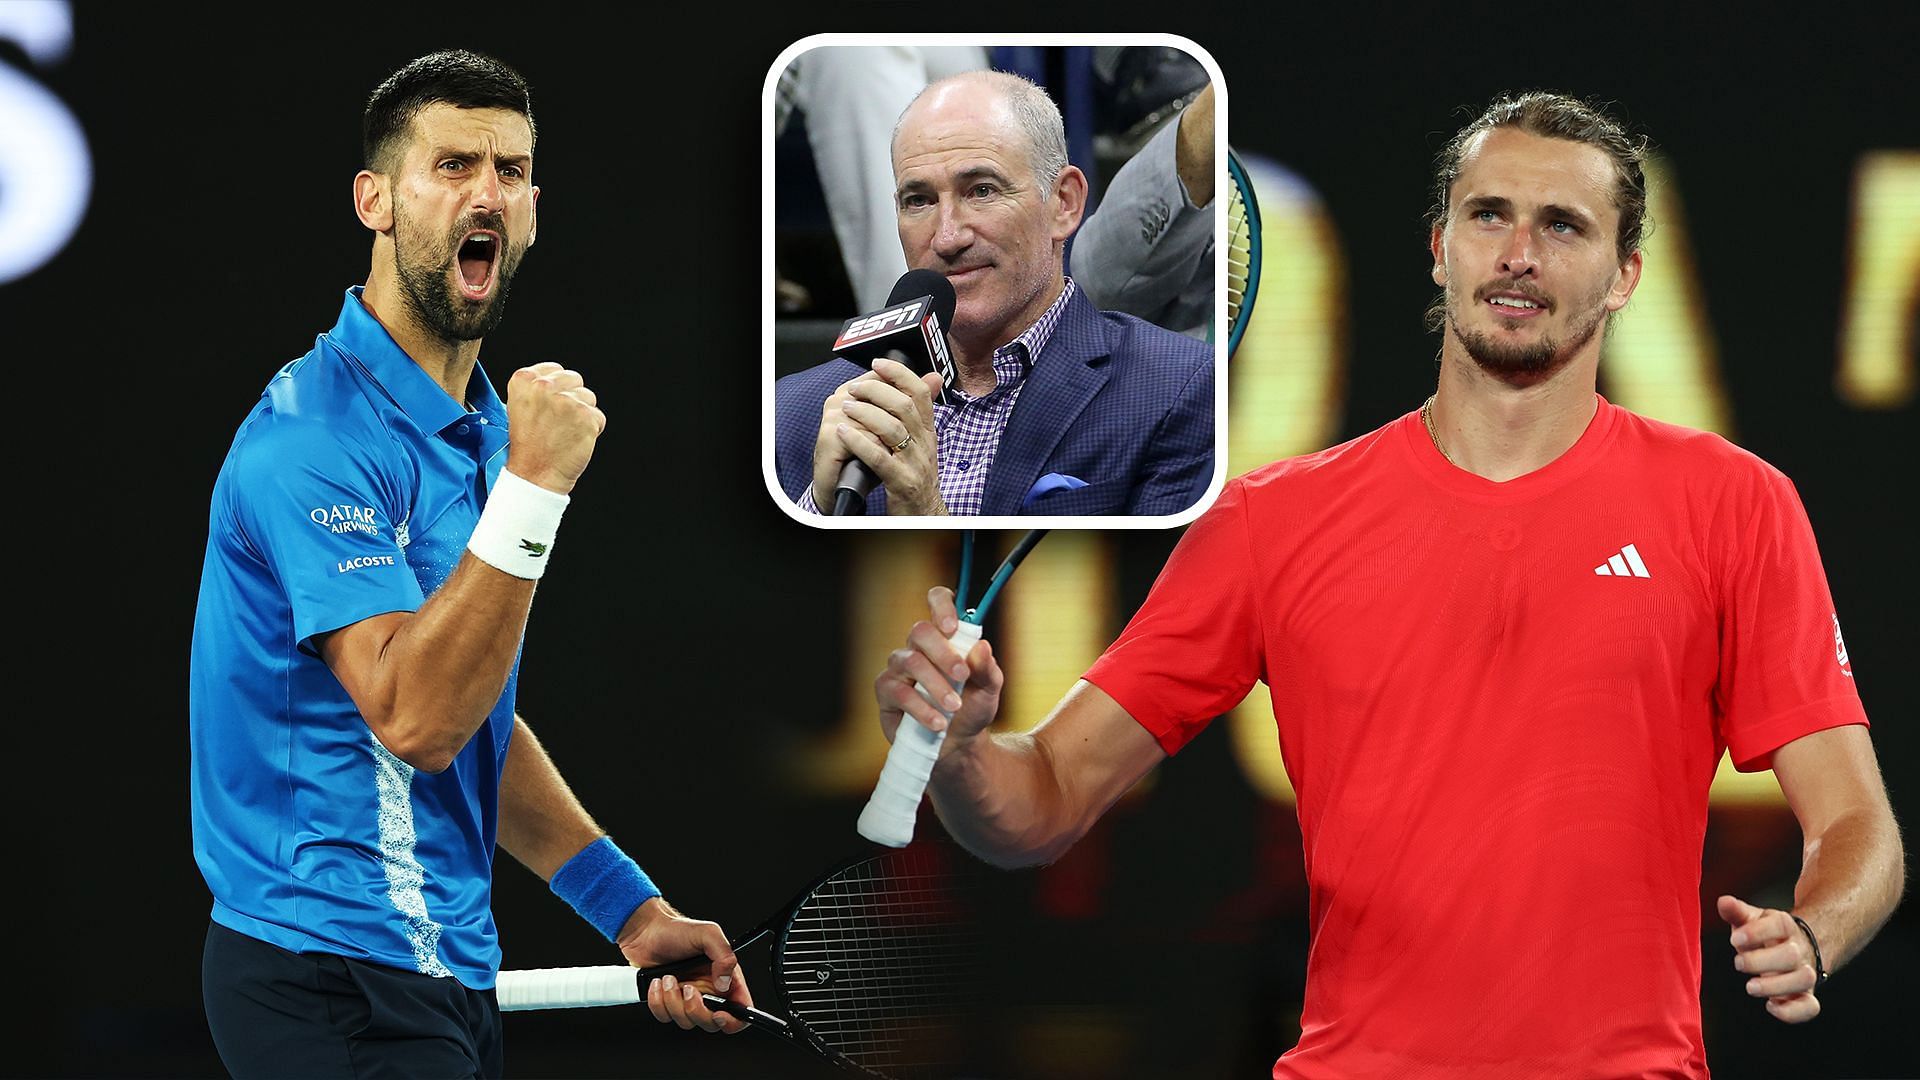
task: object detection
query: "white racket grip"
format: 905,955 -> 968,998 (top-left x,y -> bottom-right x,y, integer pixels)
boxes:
857,620 -> 984,847
495,966 -> 640,1011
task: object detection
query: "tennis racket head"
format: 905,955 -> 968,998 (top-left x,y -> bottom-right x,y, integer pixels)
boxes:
1226,148 -> 1262,357
770,844 -> 984,1079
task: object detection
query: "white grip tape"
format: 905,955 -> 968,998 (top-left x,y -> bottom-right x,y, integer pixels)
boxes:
857,621 -> 983,847
495,965 -> 640,1011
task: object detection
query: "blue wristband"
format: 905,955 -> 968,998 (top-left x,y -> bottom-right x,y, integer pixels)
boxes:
550,837 -> 661,942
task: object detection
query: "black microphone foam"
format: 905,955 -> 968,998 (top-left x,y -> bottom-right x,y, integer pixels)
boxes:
887,268 -> 956,342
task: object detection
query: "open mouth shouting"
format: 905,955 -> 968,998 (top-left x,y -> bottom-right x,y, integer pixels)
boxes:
456,230 -> 500,299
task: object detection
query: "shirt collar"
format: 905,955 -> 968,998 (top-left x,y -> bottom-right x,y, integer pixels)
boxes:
992,276 -> 1076,374
325,286 -> 504,435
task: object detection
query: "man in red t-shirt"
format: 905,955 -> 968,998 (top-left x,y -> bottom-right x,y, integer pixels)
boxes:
872,92 -> 1904,1078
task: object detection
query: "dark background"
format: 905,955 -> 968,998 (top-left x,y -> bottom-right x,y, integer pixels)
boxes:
10,5 -> 1915,1078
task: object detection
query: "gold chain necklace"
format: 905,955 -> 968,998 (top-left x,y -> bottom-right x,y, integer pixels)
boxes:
1421,394 -> 1456,465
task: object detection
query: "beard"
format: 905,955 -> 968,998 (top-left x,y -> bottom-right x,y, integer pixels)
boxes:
1446,277 -> 1609,381
392,202 -> 528,344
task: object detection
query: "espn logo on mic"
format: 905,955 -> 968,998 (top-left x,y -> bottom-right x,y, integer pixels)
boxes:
832,294 -> 956,403
834,297 -> 932,351
923,309 -> 954,390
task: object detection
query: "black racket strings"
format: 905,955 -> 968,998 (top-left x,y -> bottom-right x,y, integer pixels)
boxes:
782,855 -> 978,1072
778,849 -> 983,1078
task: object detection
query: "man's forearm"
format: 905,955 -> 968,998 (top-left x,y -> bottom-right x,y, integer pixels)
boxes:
928,731 -> 1087,868
921,680 -> 1166,868
1791,807 -> 1906,973
1174,82 -> 1215,207
497,716 -> 603,880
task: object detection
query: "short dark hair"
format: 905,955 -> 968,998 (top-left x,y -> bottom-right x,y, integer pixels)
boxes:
363,50 -> 534,173
1428,91 -> 1651,264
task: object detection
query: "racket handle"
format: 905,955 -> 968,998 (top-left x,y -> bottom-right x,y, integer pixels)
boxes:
701,993 -> 791,1033
857,621 -> 983,847
495,965 -> 639,1011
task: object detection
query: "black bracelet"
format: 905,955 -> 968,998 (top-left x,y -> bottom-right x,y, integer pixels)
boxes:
1789,913 -> 1828,987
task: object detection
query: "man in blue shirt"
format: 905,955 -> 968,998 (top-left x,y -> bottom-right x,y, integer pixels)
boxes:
191,50 -> 746,1076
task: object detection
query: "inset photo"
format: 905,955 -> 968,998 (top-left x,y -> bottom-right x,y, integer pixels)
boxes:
762,36 -> 1233,527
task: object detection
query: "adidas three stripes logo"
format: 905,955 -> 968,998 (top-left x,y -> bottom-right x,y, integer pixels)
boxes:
1594,543 -> 1651,578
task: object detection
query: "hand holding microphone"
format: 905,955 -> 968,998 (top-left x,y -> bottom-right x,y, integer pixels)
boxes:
832,360 -> 946,515
810,270 -> 956,515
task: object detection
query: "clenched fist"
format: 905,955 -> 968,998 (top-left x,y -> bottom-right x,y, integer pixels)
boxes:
506,362 -> 606,495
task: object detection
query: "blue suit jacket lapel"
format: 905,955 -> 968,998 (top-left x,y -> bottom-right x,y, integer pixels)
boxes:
979,288 -> 1111,515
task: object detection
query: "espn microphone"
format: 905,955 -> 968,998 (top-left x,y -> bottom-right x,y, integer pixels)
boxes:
829,269 -> 958,515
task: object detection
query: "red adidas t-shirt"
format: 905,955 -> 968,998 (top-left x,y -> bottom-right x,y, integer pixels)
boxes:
1084,397 -> 1866,1080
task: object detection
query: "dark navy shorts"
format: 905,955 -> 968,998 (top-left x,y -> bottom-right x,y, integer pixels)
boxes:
202,921 -> 503,1078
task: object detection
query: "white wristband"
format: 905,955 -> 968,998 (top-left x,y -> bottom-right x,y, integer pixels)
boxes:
468,468 -> 570,579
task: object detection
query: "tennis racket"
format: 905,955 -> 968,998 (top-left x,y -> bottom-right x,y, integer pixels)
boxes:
498,844 -> 982,1080
856,530 -> 1048,848
1226,147 -> 1262,357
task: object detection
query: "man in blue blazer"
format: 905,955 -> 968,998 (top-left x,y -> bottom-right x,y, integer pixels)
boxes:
773,69 -> 1216,517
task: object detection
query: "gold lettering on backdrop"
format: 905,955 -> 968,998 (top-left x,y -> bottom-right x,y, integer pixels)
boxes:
1599,156 -> 1734,437
999,532 -> 1111,738
801,533 -> 946,792
1226,159 -> 1346,477
1837,151 -> 1920,407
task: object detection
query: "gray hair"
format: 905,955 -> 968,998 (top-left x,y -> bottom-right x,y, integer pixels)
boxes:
894,70 -> 1069,192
